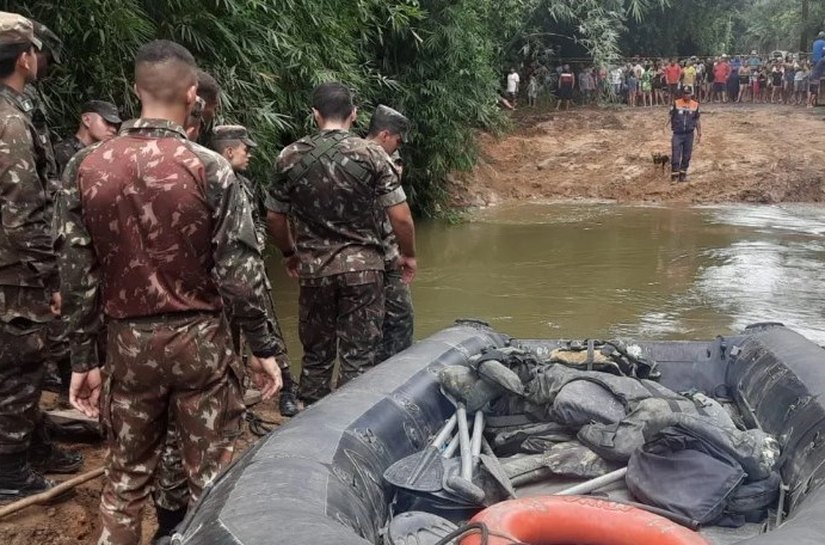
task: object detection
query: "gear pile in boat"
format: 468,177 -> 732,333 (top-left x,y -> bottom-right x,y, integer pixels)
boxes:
382,340 -> 783,532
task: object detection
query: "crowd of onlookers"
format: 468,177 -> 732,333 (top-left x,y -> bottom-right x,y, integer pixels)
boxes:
505,49 -> 825,110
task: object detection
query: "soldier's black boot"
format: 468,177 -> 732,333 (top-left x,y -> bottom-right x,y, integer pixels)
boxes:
278,368 -> 300,417
0,452 -> 54,501
29,443 -> 84,474
152,505 -> 187,544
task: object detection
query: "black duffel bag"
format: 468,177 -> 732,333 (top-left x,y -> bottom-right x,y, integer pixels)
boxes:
627,424 -> 781,527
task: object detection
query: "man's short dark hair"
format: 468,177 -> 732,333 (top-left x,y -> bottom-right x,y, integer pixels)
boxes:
311,82 -> 354,121
134,40 -> 197,103
196,69 -> 220,107
0,43 -> 33,79
211,139 -> 241,155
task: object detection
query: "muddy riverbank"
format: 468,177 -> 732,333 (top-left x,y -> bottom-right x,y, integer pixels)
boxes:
450,104 -> 825,208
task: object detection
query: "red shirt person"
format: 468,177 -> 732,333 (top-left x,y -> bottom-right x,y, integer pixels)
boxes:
664,60 -> 682,98
712,56 -> 732,102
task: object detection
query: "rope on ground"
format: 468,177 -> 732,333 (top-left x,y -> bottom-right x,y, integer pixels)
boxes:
244,410 -> 278,437
0,467 -> 105,519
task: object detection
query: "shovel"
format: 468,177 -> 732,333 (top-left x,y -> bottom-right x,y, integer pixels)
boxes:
384,413 -> 458,493
442,407 -> 485,504
480,438 -> 518,499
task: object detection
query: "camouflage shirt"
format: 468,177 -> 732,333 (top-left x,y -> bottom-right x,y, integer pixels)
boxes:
53,135 -> 85,176
23,84 -> 59,199
267,130 -> 405,278
237,173 -> 268,253
0,83 -> 58,294
55,118 -> 281,372
379,150 -> 404,265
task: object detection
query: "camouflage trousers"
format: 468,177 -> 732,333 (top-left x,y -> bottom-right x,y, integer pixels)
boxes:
97,313 -> 244,545
375,266 -> 414,364
152,284 -> 295,513
0,318 -> 48,454
298,270 -> 384,404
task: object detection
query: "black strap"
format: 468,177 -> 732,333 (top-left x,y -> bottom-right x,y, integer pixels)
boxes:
286,132 -> 371,187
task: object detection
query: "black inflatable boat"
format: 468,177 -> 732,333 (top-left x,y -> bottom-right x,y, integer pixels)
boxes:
173,321 -> 825,545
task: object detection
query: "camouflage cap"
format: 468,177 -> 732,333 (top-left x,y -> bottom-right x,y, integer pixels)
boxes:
371,105 -> 410,143
32,20 -> 61,63
211,124 -> 257,148
0,12 -> 41,50
81,100 -> 122,124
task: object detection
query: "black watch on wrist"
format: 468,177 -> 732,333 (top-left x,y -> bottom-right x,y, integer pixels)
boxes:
282,247 -> 296,258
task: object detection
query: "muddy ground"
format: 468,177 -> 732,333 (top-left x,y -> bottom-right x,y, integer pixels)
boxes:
450,103 -> 825,207
0,393 -> 285,545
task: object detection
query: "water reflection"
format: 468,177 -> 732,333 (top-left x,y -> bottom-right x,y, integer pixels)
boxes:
267,202 -> 825,363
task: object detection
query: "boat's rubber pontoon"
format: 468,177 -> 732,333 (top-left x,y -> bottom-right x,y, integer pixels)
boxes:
174,321 -> 825,545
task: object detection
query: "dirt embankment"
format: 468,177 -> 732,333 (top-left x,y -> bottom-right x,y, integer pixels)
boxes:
0,394 -> 283,545
450,104 -> 825,207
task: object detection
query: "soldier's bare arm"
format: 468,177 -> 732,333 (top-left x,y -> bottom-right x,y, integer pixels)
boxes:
0,115 -> 58,290
266,157 -> 300,277
374,148 -> 417,282
386,202 -> 417,283
266,211 -> 299,278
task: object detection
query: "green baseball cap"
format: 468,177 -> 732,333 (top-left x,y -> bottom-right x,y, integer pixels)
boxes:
0,12 -> 42,51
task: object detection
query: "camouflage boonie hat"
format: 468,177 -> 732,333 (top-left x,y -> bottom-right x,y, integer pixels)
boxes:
371,105 -> 410,143
211,124 -> 257,148
82,100 -> 122,124
0,12 -> 41,51
32,20 -> 61,63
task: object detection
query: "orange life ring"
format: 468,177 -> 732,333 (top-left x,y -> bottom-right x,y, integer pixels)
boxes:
461,495 -> 711,545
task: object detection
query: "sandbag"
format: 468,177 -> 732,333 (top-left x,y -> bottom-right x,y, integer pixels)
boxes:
438,365 -> 501,412
476,358 -> 525,396
553,380 -> 626,428
627,429 -> 746,526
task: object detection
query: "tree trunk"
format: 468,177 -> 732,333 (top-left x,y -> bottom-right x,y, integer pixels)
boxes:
801,0 -> 810,54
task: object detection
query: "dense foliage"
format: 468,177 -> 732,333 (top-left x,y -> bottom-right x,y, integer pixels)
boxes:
0,0 -> 491,214
12,1 -> 804,213
621,0 -> 825,57
1,0 -> 681,215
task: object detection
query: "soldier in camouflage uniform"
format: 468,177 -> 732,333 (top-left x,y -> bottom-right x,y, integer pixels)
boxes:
25,19 -> 86,475
148,73 -> 222,541
210,124 -> 299,415
366,105 -> 416,363
25,22 -> 69,400
55,40 -> 283,545
53,100 -> 121,175
0,12 -> 84,500
267,82 -> 417,405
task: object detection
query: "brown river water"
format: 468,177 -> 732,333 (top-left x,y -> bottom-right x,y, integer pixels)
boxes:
267,201 -> 825,363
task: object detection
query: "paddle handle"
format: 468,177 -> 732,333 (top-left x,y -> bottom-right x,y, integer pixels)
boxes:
556,467 -> 628,496
444,432 -> 460,458
457,404 -> 472,480
470,411 -> 484,463
432,413 -> 458,449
